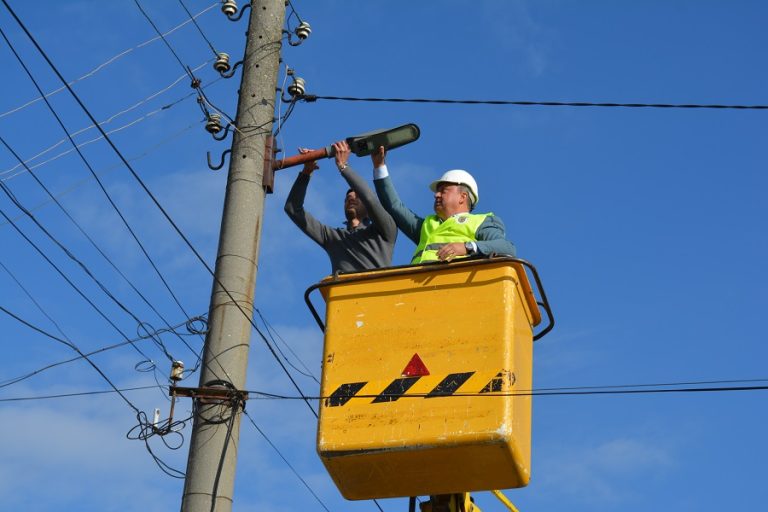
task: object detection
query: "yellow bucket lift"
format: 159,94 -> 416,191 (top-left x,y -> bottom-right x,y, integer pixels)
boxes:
304,257 -> 553,501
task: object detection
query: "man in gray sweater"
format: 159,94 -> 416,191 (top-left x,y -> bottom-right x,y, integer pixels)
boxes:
284,140 -> 397,273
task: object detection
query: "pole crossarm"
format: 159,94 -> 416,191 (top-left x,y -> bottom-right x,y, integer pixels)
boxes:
172,385 -> 249,403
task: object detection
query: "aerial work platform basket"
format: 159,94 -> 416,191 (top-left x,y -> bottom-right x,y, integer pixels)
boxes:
304,257 -> 553,500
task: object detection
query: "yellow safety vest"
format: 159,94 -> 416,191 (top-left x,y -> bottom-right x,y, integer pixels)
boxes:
411,213 -> 491,264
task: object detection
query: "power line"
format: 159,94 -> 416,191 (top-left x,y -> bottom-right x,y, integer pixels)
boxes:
0,60 -> 215,180
3,20 -> 330,499
1,130 -> 200,370
1,131 -> 200,374
242,409 -> 332,512
0,295 -> 193,476
132,0 -> 239,138
0,54 -> 205,372
2,105 -> 180,180
0,304 -> 142,412
0,121 -> 198,226
127,408 -> 190,479
286,0 -> 305,25
7,379 -> 767,404
178,0 -> 218,56
0,385 -> 160,403
0,22 -> 193,326
0,1 -> 219,121
0,316 -> 202,390
0,258 -> 69,343
301,94 -> 768,110
0,38 -> 231,404
2,7 -> 319,490
133,0 -> 196,81
0,136 -> 203,368
0,204 -> 150,359
246,380 -> 768,401
2,0 -> 319,419
255,309 -> 320,384
0,156 -> 159,353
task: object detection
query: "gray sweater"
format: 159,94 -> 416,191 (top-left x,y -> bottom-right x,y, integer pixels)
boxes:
284,165 -> 397,273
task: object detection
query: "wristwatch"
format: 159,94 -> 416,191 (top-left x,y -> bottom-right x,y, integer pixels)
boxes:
464,241 -> 476,255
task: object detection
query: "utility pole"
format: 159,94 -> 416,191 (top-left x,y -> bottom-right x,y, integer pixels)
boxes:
180,1 -> 285,511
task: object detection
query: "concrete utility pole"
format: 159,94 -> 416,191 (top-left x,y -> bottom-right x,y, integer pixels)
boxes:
181,1 -> 285,511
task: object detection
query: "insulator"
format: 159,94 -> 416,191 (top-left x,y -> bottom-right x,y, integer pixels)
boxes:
287,77 -> 306,98
170,361 -> 185,382
214,52 -> 231,73
205,114 -> 223,134
221,0 -> 237,17
295,21 -> 311,40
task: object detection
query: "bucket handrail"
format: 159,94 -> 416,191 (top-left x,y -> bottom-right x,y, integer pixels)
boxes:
303,256 -> 554,341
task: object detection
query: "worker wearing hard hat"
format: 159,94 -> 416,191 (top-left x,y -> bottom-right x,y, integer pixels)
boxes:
372,147 -> 515,264
284,141 -> 397,273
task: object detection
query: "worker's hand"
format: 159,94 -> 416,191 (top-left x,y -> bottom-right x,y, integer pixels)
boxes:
371,145 -> 386,168
436,242 -> 468,262
333,140 -> 351,171
298,147 -> 319,175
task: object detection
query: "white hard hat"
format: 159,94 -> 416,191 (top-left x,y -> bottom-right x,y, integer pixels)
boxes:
429,169 -> 479,206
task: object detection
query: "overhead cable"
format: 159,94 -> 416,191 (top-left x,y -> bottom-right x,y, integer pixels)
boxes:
302,94 -> 768,110
0,316 -> 203,390
256,309 -> 319,384
7,379 -> 768,404
0,385 -> 160,403
0,204 -> 151,359
243,410 -> 332,512
0,22 -> 193,326
0,298 -> 194,478
0,304 -> 142,412
0,60 -> 214,180
132,1 -> 240,134
2,0 -> 318,417
0,143 -> 173,360
0,122 -> 198,226
0,1 -> 219,120
133,0 -> 196,81
246,380 -> 768,401
177,0 -> 218,55
0,256 -> 70,351
1,90 -> 196,182
0,133 -> 202,368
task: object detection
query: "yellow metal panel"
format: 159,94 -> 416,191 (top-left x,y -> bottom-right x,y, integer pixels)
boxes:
316,260 -> 537,500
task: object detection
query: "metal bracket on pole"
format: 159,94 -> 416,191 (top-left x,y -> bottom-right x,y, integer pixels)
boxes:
171,385 -> 249,405
263,135 -> 275,193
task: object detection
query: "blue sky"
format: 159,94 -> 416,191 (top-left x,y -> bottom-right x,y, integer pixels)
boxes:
1,1 -> 766,511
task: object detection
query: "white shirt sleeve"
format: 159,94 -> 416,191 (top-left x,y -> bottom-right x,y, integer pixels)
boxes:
373,164 -> 389,180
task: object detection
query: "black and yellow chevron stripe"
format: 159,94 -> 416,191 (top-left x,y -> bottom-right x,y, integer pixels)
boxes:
324,370 -> 516,407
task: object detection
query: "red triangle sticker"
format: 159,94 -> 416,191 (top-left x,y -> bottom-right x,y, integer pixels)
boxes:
401,353 -> 430,377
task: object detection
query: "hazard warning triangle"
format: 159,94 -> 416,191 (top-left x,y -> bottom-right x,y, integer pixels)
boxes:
401,353 -> 430,377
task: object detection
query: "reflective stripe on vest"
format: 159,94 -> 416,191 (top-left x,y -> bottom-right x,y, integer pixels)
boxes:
411,213 -> 491,264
